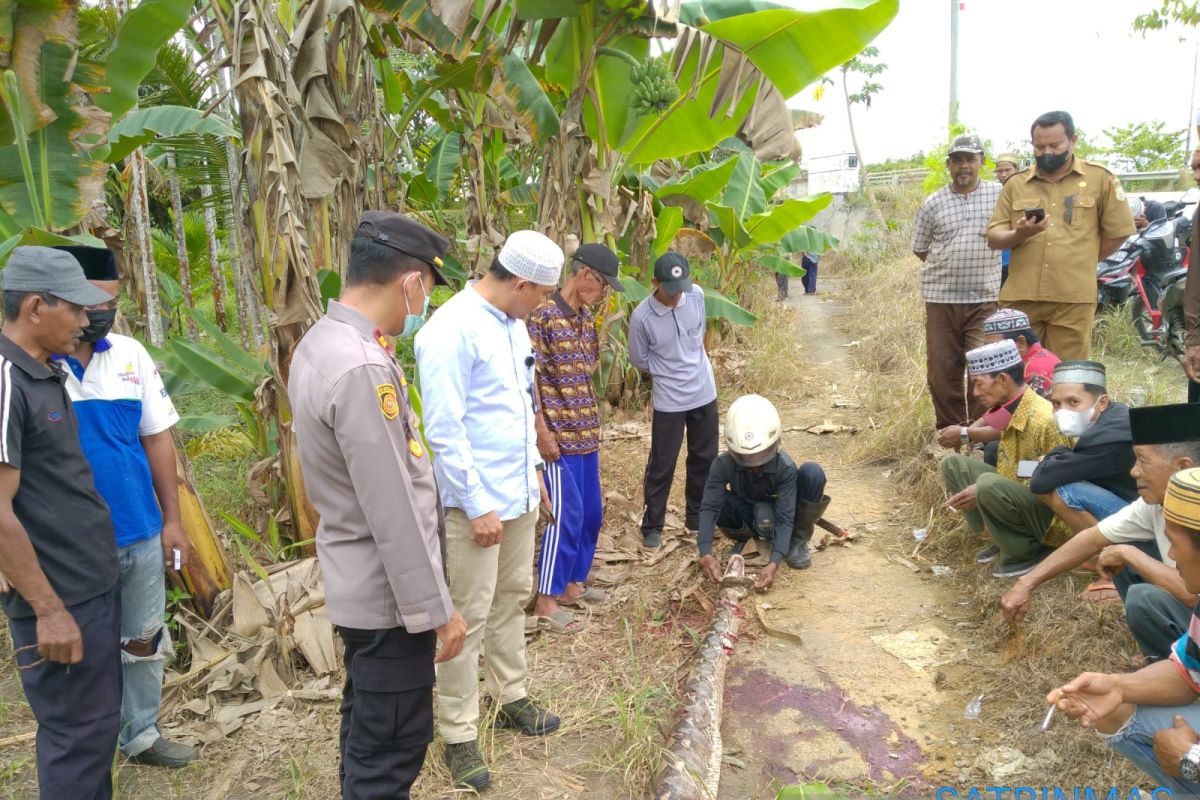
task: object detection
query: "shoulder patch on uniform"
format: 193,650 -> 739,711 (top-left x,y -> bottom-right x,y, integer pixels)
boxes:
376,383 -> 399,420
1114,180 -> 1126,201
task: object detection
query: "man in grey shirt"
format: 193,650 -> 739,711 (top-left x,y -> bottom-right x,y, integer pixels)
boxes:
628,252 -> 719,548
289,212 -> 465,800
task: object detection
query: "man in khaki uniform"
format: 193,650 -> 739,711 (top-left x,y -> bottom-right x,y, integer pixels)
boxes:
289,212 -> 466,800
987,110 -> 1135,361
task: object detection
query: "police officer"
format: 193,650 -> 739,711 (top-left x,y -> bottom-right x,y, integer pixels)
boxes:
696,395 -> 829,592
288,212 -> 466,800
987,110 -> 1136,361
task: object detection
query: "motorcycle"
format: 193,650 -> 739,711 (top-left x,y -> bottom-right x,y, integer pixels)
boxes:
1157,266 -> 1189,361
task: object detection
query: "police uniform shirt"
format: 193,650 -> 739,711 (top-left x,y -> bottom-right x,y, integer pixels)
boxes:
288,301 -> 452,634
0,334 -> 118,619
987,157 -> 1135,305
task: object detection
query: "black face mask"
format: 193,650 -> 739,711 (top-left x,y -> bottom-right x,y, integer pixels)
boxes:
1035,150 -> 1070,173
80,309 -> 117,343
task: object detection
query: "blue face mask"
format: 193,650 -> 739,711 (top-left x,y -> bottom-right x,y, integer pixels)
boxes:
400,275 -> 430,338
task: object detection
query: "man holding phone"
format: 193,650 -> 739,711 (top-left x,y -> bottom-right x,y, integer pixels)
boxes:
987,111 -> 1135,361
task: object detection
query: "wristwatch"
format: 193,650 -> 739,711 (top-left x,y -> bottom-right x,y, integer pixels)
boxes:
960,426 -> 970,446
1180,742 -> 1200,783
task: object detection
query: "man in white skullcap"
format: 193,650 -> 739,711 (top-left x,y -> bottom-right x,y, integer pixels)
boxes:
940,340 -> 1071,578
415,230 -> 563,791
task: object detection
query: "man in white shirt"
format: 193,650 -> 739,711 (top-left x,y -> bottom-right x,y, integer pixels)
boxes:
1001,403 -> 1200,659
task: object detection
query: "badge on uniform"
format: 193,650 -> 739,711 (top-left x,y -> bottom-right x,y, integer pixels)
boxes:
377,383 -> 400,420
408,437 -> 424,458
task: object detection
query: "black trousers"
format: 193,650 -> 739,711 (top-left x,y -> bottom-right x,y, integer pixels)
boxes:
336,624 -> 437,800
9,586 -> 121,800
641,400 -> 719,535
717,463 -> 829,544
1189,378 -> 1200,403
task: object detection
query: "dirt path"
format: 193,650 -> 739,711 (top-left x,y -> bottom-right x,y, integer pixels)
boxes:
717,281 -> 971,798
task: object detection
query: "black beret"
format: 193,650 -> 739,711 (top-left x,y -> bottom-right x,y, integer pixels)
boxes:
355,211 -> 451,286
53,245 -> 118,281
1129,403 -> 1200,446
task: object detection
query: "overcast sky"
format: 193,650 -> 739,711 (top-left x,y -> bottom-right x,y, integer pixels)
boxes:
789,0 -> 1200,164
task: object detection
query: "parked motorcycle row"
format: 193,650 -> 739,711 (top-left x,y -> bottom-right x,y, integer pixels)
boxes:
1095,197 -> 1194,360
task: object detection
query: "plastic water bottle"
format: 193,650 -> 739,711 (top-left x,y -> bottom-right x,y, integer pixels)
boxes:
964,694 -> 984,720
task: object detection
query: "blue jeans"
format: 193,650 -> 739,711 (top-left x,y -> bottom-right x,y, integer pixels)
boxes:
1107,702 -> 1200,794
1056,481 -> 1129,523
118,533 -> 169,757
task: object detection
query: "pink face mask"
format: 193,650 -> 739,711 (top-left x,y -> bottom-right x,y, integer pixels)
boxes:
982,406 -> 1014,431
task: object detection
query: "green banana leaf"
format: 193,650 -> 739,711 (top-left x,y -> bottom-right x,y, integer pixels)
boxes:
169,338 -> 260,403
620,0 -> 897,163
143,341 -> 204,397
106,105 -> 235,163
760,162 -> 801,201
317,268 -> 341,311
176,414 -> 239,433
654,156 -> 737,203
424,131 -> 461,199
702,285 -> 756,326
744,196 -> 832,245
723,151 -> 766,220
621,276 -> 651,302
587,34 -> 649,149
779,226 -> 839,255
759,253 -> 806,277
707,203 -> 751,250
492,55 -> 560,143
184,308 -> 270,378
515,0 -> 587,19
94,0 -> 196,120
379,58 -> 405,115
653,206 -> 683,259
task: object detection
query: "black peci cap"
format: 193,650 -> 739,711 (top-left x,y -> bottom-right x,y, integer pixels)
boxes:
355,211 -> 452,286
1129,403 -> 1200,446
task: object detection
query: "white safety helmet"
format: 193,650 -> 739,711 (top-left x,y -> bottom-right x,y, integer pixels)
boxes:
725,394 -> 782,467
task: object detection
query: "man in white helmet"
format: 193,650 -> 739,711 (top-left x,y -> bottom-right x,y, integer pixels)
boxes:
696,395 -> 828,592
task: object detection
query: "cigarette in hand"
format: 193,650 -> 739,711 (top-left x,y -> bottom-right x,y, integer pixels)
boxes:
945,504 -> 959,514
1041,705 -> 1056,731
172,548 -> 181,571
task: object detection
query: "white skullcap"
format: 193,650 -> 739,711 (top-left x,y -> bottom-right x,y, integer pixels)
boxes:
497,230 -> 564,286
966,340 -> 1022,375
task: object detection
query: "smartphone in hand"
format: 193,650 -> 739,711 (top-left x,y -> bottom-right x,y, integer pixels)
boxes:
1016,460 -> 1038,479
1024,207 -> 1045,223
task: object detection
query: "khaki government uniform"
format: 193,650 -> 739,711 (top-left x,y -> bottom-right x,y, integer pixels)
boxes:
987,157 -> 1135,360
941,388 -> 1074,564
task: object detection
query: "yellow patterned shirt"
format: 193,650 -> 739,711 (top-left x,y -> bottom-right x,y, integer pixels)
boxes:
998,387 -> 1074,544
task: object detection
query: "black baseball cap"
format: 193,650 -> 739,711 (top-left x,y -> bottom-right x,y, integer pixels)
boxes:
355,211 -> 452,286
653,251 -> 691,295
573,243 -> 624,292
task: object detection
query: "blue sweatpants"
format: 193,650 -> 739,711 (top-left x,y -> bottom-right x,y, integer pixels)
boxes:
538,452 -> 603,597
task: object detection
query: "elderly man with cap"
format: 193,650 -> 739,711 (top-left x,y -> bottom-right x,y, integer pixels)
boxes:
528,243 -> 624,634
940,340 -> 1071,577
1003,403 -> 1200,662
912,133 -> 1004,430
0,247 -> 121,797
628,252 -> 718,549
1046,467 -> 1200,793
981,307 -> 1060,399
994,154 -> 1023,286
415,230 -> 563,790
42,246 -> 196,768
987,110 -> 1135,361
289,212 -> 467,799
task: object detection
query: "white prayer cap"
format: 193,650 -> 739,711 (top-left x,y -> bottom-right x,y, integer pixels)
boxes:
1054,360 -> 1106,388
966,340 -> 1022,375
497,230 -> 564,286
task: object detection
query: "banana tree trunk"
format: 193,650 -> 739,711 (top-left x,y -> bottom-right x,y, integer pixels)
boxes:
200,180 -> 228,330
129,148 -> 165,347
174,448 -> 233,617
166,151 -> 197,338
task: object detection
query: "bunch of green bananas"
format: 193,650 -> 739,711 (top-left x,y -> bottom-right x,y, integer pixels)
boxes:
629,58 -> 680,116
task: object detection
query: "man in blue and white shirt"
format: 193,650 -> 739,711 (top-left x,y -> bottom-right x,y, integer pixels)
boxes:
52,246 -> 197,768
415,230 -> 562,791
628,252 -> 719,549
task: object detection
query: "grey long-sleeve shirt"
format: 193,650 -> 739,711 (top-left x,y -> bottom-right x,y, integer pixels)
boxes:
289,301 -> 453,633
627,285 -> 717,413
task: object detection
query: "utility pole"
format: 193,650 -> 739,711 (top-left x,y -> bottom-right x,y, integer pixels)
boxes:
1188,38 -> 1198,156
949,0 -> 960,130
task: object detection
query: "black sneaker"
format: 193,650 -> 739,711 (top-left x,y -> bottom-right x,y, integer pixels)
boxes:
991,551 -> 1050,579
444,740 -> 490,791
642,530 -> 662,549
974,544 -> 1000,564
128,737 -> 199,768
493,697 -> 561,736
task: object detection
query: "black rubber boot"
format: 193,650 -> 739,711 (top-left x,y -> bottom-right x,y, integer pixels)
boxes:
788,495 -> 830,569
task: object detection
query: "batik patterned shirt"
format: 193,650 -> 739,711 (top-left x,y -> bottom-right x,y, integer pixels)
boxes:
527,293 -> 601,455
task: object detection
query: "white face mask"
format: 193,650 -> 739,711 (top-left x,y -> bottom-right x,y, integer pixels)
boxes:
1054,401 -> 1100,438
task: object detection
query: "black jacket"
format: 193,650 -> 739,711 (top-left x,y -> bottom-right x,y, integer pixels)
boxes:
698,451 -> 798,562
1028,401 -> 1137,501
